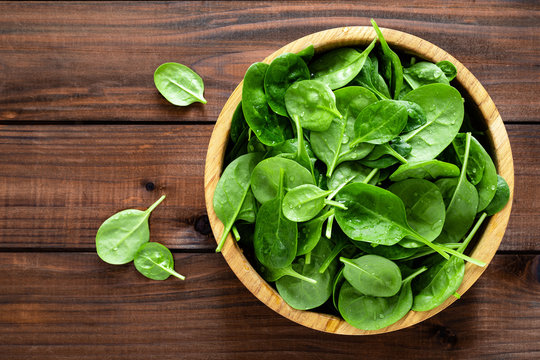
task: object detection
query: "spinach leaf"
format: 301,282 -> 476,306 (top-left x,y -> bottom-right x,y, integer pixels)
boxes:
339,267 -> 426,330
297,209 -> 334,256
340,254 -> 402,297
266,138 -> 316,173
285,79 -> 341,131
435,133 -> 479,243
397,100 -> 427,133
259,263 -> 316,284
282,184 -> 346,222
154,62 -> 207,106
297,44 -> 315,63
254,169 -> 298,269
96,195 -> 166,265
134,242 -> 185,280
327,162 -> 379,190
351,100 -> 408,146
359,138 -> 411,168
214,153 -> 263,252
371,19 -> 403,99
334,183 -> 483,264
389,159 -> 460,182
453,134 -> 498,211
452,133 -> 486,185
242,62 -> 289,146
389,179 -> 446,247
276,237 -> 338,310
310,40 -> 376,89
310,86 -> 377,176
264,53 -> 310,116
353,242 -> 419,261
436,60 -> 457,81
484,175 -> 510,216
332,267 -> 346,310
403,62 -> 450,89
352,55 -> 391,99
413,212 -> 488,311
236,189 -> 257,223
251,157 -> 314,204
401,83 -> 464,162
229,102 -> 248,144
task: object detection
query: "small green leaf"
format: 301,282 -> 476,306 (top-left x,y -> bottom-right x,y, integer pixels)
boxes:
96,195 -> 166,265
134,242 -> 185,281
154,63 -> 206,106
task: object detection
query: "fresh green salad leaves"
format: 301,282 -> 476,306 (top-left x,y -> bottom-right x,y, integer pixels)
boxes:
96,195 -> 185,281
213,19 -> 510,330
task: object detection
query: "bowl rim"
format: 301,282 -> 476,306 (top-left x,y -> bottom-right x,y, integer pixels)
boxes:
204,25 -> 514,335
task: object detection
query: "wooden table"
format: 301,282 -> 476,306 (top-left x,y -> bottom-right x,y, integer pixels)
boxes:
0,1 -> 538,359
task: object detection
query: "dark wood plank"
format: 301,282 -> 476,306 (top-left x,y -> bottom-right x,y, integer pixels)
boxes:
0,123 -> 538,251
0,124 -> 214,250
0,252 -> 538,359
0,1 -> 537,123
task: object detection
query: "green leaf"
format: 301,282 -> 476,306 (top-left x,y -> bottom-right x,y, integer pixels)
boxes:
95,195 -> 166,265
134,242 -> 185,281
154,63 -> 207,106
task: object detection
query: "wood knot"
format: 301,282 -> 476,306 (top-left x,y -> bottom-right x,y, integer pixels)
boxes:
145,182 -> 155,191
194,215 -> 211,235
433,325 -> 458,349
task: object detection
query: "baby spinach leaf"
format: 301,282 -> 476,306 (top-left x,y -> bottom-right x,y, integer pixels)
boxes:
332,267 -> 346,310
310,39 -> 376,89
251,157 -> 314,204
453,134 -> 498,212
351,100 -> 408,146
452,133 -> 486,185
371,19 -> 403,99
297,44 -> 315,63
359,138 -> 411,169
389,179 -> 446,249
259,263 -> 317,284
484,175 -> 510,216
154,62 -> 207,106
401,83 -> 464,162
254,169 -> 298,269
242,62 -> 289,146
435,133 -> 479,243
340,254 -> 402,297
397,100 -> 427,133
334,183 -> 459,260
285,79 -> 342,131
282,184 -> 346,222
352,55 -> 391,99
297,209 -> 334,256
389,159 -> 460,182
276,237 -> 337,310
96,195 -> 166,265
229,102 -> 248,144
353,242 -> 419,261
134,242 -> 185,281
310,86 -> 377,176
214,153 -> 263,252
339,267 -> 426,330
236,189 -> 257,223
436,60 -> 457,81
327,162 -> 379,191
264,53 -> 310,116
403,62 -> 450,89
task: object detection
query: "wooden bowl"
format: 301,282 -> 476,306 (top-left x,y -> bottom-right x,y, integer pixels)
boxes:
204,26 -> 514,334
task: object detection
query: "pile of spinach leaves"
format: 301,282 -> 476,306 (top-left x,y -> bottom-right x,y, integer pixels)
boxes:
214,19 -> 509,330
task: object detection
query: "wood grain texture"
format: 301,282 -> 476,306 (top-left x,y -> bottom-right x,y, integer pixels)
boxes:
0,1 -> 537,123
205,26 -> 514,334
0,124 -> 537,251
0,252 -> 538,359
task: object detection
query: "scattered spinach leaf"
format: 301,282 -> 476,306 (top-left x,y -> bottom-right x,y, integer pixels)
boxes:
154,62 -> 207,106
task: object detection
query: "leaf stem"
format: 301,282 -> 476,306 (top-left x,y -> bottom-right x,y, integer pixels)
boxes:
145,195 -> 166,215
363,168 -> 379,184
325,215 -> 334,239
458,212 -> 488,253
318,240 -> 348,273
324,199 -> 347,210
402,266 -> 427,284
232,225 -> 241,242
